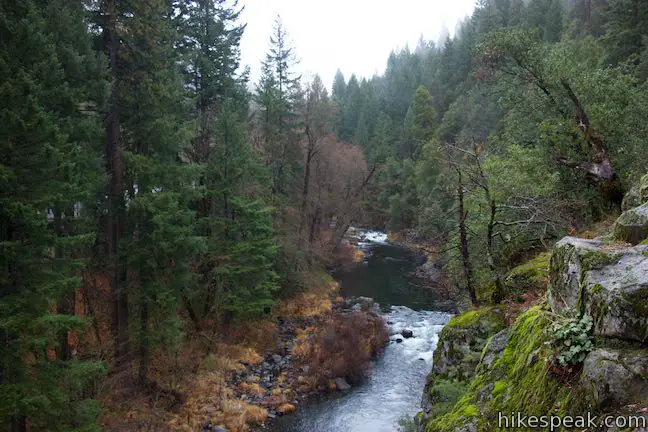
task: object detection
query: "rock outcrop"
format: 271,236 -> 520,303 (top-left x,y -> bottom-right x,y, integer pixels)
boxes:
613,203 -> 648,245
419,190 -> 648,431
581,348 -> 648,410
421,306 -> 505,417
548,237 -> 648,343
622,173 -> 648,211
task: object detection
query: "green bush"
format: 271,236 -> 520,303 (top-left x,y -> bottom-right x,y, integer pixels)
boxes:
546,310 -> 594,367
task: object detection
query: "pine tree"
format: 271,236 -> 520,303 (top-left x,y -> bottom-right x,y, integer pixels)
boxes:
0,0 -> 106,429
331,69 -> 347,139
96,0 -> 203,384
255,16 -> 302,203
178,2 -> 279,324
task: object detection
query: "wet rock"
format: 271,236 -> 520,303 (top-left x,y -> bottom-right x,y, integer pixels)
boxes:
581,348 -> 648,410
401,329 -> 414,338
337,296 -> 380,313
548,237 -> 648,343
395,338 -> 403,343
335,377 -> 351,391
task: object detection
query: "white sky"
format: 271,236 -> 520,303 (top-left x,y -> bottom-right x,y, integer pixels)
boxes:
239,0 -> 477,90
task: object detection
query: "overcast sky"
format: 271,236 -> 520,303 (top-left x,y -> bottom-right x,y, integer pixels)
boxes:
239,0 -> 477,90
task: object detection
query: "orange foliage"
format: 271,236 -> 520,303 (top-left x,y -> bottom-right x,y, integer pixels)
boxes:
298,312 -> 389,385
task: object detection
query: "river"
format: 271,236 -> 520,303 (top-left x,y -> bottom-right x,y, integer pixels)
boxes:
271,230 -> 452,432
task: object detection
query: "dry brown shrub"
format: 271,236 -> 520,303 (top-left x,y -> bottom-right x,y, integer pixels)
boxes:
301,311 -> 389,385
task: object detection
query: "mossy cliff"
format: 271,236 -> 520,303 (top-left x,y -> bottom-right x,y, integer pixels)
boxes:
418,231 -> 648,431
420,306 -> 506,417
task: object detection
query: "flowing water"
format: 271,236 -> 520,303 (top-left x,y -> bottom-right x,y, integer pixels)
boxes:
271,230 -> 452,432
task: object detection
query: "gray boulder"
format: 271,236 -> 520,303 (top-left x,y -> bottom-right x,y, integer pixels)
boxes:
581,348 -> 648,410
335,377 -> 351,391
548,237 -> 648,343
614,203 -> 648,245
622,173 -> 648,211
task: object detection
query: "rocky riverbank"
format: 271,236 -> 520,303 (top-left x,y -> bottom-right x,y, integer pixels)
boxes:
187,292 -> 389,432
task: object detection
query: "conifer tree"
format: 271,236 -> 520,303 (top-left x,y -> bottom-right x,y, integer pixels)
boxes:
96,0 -> 203,384
179,1 -> 279,324
0,0 -> 106,429
255,16 -> 302,204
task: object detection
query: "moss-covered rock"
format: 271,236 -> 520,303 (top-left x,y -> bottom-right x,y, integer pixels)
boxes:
421,307 -> 505,416
621,173 -> 648,211
613,203 -> 648,245
505,252 -> 550,294
581,348 -> 648,410
548,237 -> 648,343
425,305 -> 590,432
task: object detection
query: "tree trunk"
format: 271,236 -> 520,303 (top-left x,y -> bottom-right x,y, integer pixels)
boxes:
138,299 -> 149,386
486,197 -> 505,303
457,169 -> 477,305
102,0 -> 129,372
299,126 -> 315,246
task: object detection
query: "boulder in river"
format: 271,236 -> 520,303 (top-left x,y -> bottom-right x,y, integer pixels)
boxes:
334,377 -> 352,392
401,329 -> 414,338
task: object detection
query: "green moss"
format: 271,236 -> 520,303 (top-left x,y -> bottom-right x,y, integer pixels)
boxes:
427,379 -> 470,417
425,304 -> 592,432
580,249 -> 622,271
446,306 -> 503,330
505,252 -> 551,293
592,283 -> 603,295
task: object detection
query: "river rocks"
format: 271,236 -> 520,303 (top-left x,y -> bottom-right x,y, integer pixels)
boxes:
401,329 -> 414,338
581,348 -> 648,410
334,377 -> 352,391
614,203 -> 648,245
548,237 -> 648,343
336,296 -> 380,313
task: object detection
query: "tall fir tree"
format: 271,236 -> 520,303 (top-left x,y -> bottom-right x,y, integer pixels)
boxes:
0,1 -> 106,429
96,0 -> 204,384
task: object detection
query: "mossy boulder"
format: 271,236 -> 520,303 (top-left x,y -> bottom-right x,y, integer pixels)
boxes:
621,173 -> 648,211
421,307 -> 505,416
548,237 -> 648,343
504,252 -> 550,294
613,203 -> 648,245
425,305 -> 590,432
581,347 -> 648,410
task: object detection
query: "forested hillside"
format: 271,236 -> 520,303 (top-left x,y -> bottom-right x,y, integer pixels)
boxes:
2,0 -> 648,430
331,0 -> 648,303
0,1 -> 372,430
